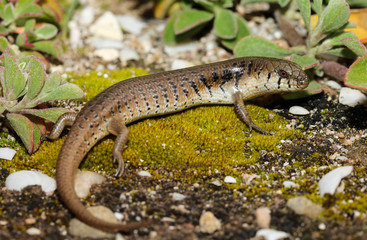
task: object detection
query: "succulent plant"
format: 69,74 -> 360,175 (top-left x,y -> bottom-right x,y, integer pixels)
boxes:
0,0 -> 63,59
161,0 -> 251,49
0,50 -> 84,153
234,0 -> 367,93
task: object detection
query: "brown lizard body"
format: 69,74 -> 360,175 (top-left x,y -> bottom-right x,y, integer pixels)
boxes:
46,57 -> 309,232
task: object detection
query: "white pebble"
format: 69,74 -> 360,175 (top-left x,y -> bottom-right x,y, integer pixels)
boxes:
138,170 -> 151,177
78,6 -> 95,26
199,211 -> 221,234
325,80 -> 341,90
164,42 -> 199,56
283,180 -> 297,188
26,227 -> 41,235
319,166 -> 353,197
89,37 -> 125,49
256,229 -> 290,240
210,180 -> 222,186
93,48 -> 120,62
172,192 -> 186,201
289,106 -> 310,115
68,21 -> 82,50
339,87 -> 367,107
318,223 -> 326,230
0,147 -> 16,160
224,176 -> 236,183
5,170 -> 56,195
287,196 -> 322,219
90,11 -> 123,41
117,15 -> 147,35
114,212 -> 124,221
120,47 -> 139,62
171,59 -> 194,70
74,170 -> 106,198
255,207 -> 271,228
68,206 -> 118,238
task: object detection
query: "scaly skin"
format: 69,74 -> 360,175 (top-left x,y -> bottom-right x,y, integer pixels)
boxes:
46,57 -> 309,232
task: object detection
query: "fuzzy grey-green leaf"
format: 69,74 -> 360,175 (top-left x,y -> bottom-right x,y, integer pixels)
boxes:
24,57 -> 45,100
39,83 -> 85,102
3,52 -> 17,97
174,10 -> 213,35
318,0 -> 350,34
6,112 -> 34,153
40,72 -> 62,95
341,38 -> 367,57
19,108 -> 71,123
35,24 -> 58,40
214,9 -> 237,39
295,0 -> 311,32
234,36 -> 297,58
221,15 -> 251,50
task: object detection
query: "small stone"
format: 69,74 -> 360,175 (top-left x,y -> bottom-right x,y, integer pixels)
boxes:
210,180 -> 222,186
93,48 -> 120,62
172,192 -> 186,201
25,217 -> 36,225
339,87 -> 367,107
338,133 -> 345,139
325,80 -> 342,90
318,223 -> 326,230
344,139 -> 352,146
74,170 -> 106,198
319,166 -> 353,197
117,15 -> 147,35
283,181 -> 297,188
242,173 -> 259,184
256,228 -> 290,240
138,170 -> 151,177
224,176 -> 236,183
90,12 -> 123,41
89,37 -> 125,49
164,42 -> 199,56
68,206 -> 119,238
171,59 -> 194,70
26,227 -> 41,235
287,196 -> 322,219
255,207 -> 271,228
289,106 -> 310,115
0,147 -> 16,160
199,211 -> 221,234
120,47 -> 139,62
79,6 -> 95,26
5,170 -> 56,195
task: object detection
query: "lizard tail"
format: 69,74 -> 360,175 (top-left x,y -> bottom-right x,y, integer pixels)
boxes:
56,127 -> 151,232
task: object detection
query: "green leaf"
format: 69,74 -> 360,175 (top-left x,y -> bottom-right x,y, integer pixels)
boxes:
221,15 -> 251,50
14,0 -> 42,18
163,14 -> 179,45
35,24 -> 58,40
341,38 -> 367,57
32,40 -> 62,57
39,83 -> 85,103
240,0 -> 277,4
278,0 -> 290,7
174,10 -> 213,35
6,112 -> 34,153
347,0 -> 367,7
40,72 -> 62,94
18,108 -> 71,122
312,0 -> 323,17
24,57 -> 45,100
323,32 -> 359,47
213,9 -> 237,39
317,0 -> 350,34
3,3 -> 15,26
325,47 -> 357,59
25,18 -> 36,32
345,55 -> 367,91
295,0 -> 311,32
0,37 -> 9,52
3,51 -> 17,96
234,36 -> 298,58
291,54 -> 319,69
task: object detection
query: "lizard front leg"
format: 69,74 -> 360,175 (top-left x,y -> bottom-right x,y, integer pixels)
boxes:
233,91 -> 268,135
107,117 -> 129,177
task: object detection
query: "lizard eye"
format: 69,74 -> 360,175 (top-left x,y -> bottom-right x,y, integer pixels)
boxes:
278,70 -> 289,78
